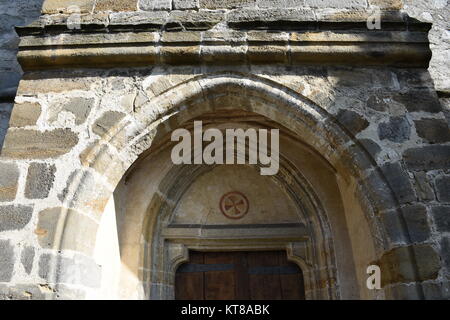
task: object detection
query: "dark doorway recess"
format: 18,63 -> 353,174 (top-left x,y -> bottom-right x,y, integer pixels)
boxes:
175,250 -> 305,300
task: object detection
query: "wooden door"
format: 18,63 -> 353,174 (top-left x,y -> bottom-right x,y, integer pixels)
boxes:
175,251 -> 305,300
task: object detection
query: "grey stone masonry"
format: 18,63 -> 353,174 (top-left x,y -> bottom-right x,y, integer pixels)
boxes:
0,240 -> 14,282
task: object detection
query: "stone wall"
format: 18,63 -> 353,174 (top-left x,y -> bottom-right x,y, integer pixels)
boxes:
0,0 -> 449,300
1,0 -> 449,146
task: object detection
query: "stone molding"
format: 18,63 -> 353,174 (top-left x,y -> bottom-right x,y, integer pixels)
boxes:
17,29 -> 431,70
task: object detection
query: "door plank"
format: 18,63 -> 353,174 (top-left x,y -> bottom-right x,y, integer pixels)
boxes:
204,252 -> 236,300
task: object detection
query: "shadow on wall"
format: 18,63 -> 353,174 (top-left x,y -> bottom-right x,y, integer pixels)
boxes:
0,0 -> 44,149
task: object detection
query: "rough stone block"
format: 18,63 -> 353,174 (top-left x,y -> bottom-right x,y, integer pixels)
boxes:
0,205 -> 33,232
109,11 -> 169,25
378,116 -> 411,143
173,0 -> 199,9
0,284 -> 48,300
24,163 -> 56,199
363,170 -> 397,212
404,145 -> 450,171
435,175 -> 450,203
95,0 -> 138,11
9,103 -> 41,128
257,0 -> 304,8
1,129 -> 78,159
414,118 -> 450,143
35,207 -> 60,249
0,240 -> 14,282
42,0 -> 96,14
368,0 -> 403,10
358,139 -> 381,159
92,111 -> 126,137
304,0 -> 367,9
422,281 -> 450,300
401,204 -> 431,243
168,10 -> 224,30
227,8 -> 315,25
441,237 -> 450,274
384,282 -> 422,299
39,253 -> 101,288
20,246 -> 35,275
61,209 -> 99,255
335,109 -> 369,135
393,91 -> 442,113
431,206 -> 450,233
17,77 -> 92,95
49,97 -> 94,125
0,162 -> 19,202
378,244 -> 441,286
140,0 -> 172,10
380,162 -> 416,204
381,205 -> 430,244
413,171 -> 435,202
200,0 -> 256,8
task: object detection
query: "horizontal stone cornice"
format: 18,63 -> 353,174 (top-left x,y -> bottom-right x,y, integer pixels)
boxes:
17,30 -> 431,70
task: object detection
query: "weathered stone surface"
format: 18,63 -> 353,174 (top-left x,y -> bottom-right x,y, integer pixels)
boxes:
37,207 -> 98,254
441,237 -> 450,273
50,97 -> 94,125
404,145 -> 450,171
92,111 -> 126,137
335,110 -> 369,135
380,162 -> 416,204
0,240 -> 14,282
58,170 -> 111,217
257,0 -> 304,8
20,246 -> 35,275
435,175 -> 450,203
381,205 -> 431,244
25,163 -> 56,199
173,0 -> 199,9
39,253 -> 101,288
0,283 -> 50,300
366,95 -> 390,112
42,0 -> 96,14
393,91 -> 442,113
422,281 -> 450,300
1,129 -> 78,159
304,0 -> 367,8
431,206 -> 450,233
63,210 -> 98,254
401,205 -> 431,243
227,8 -> 315,25
414,118 -> 450,143
9,103 -> 41,127
378,245 -> 441,285
168,10 -> 224,30
0,103 -> 13,151
200,0 -> 255,9
0,205 -> 33,232
413,171 -> 435,202
363,169 -> 397,212
140,0 -> 172,10
369,0 -> 403,9
0,162 -> 19,202
384,282 -> 422,300
95,0 -> 137,12
17,77 -> 91,95
35,207 -> 60,249
358,139 -> 382,159
378,116 -> 411,143
109,11 -> 169,25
